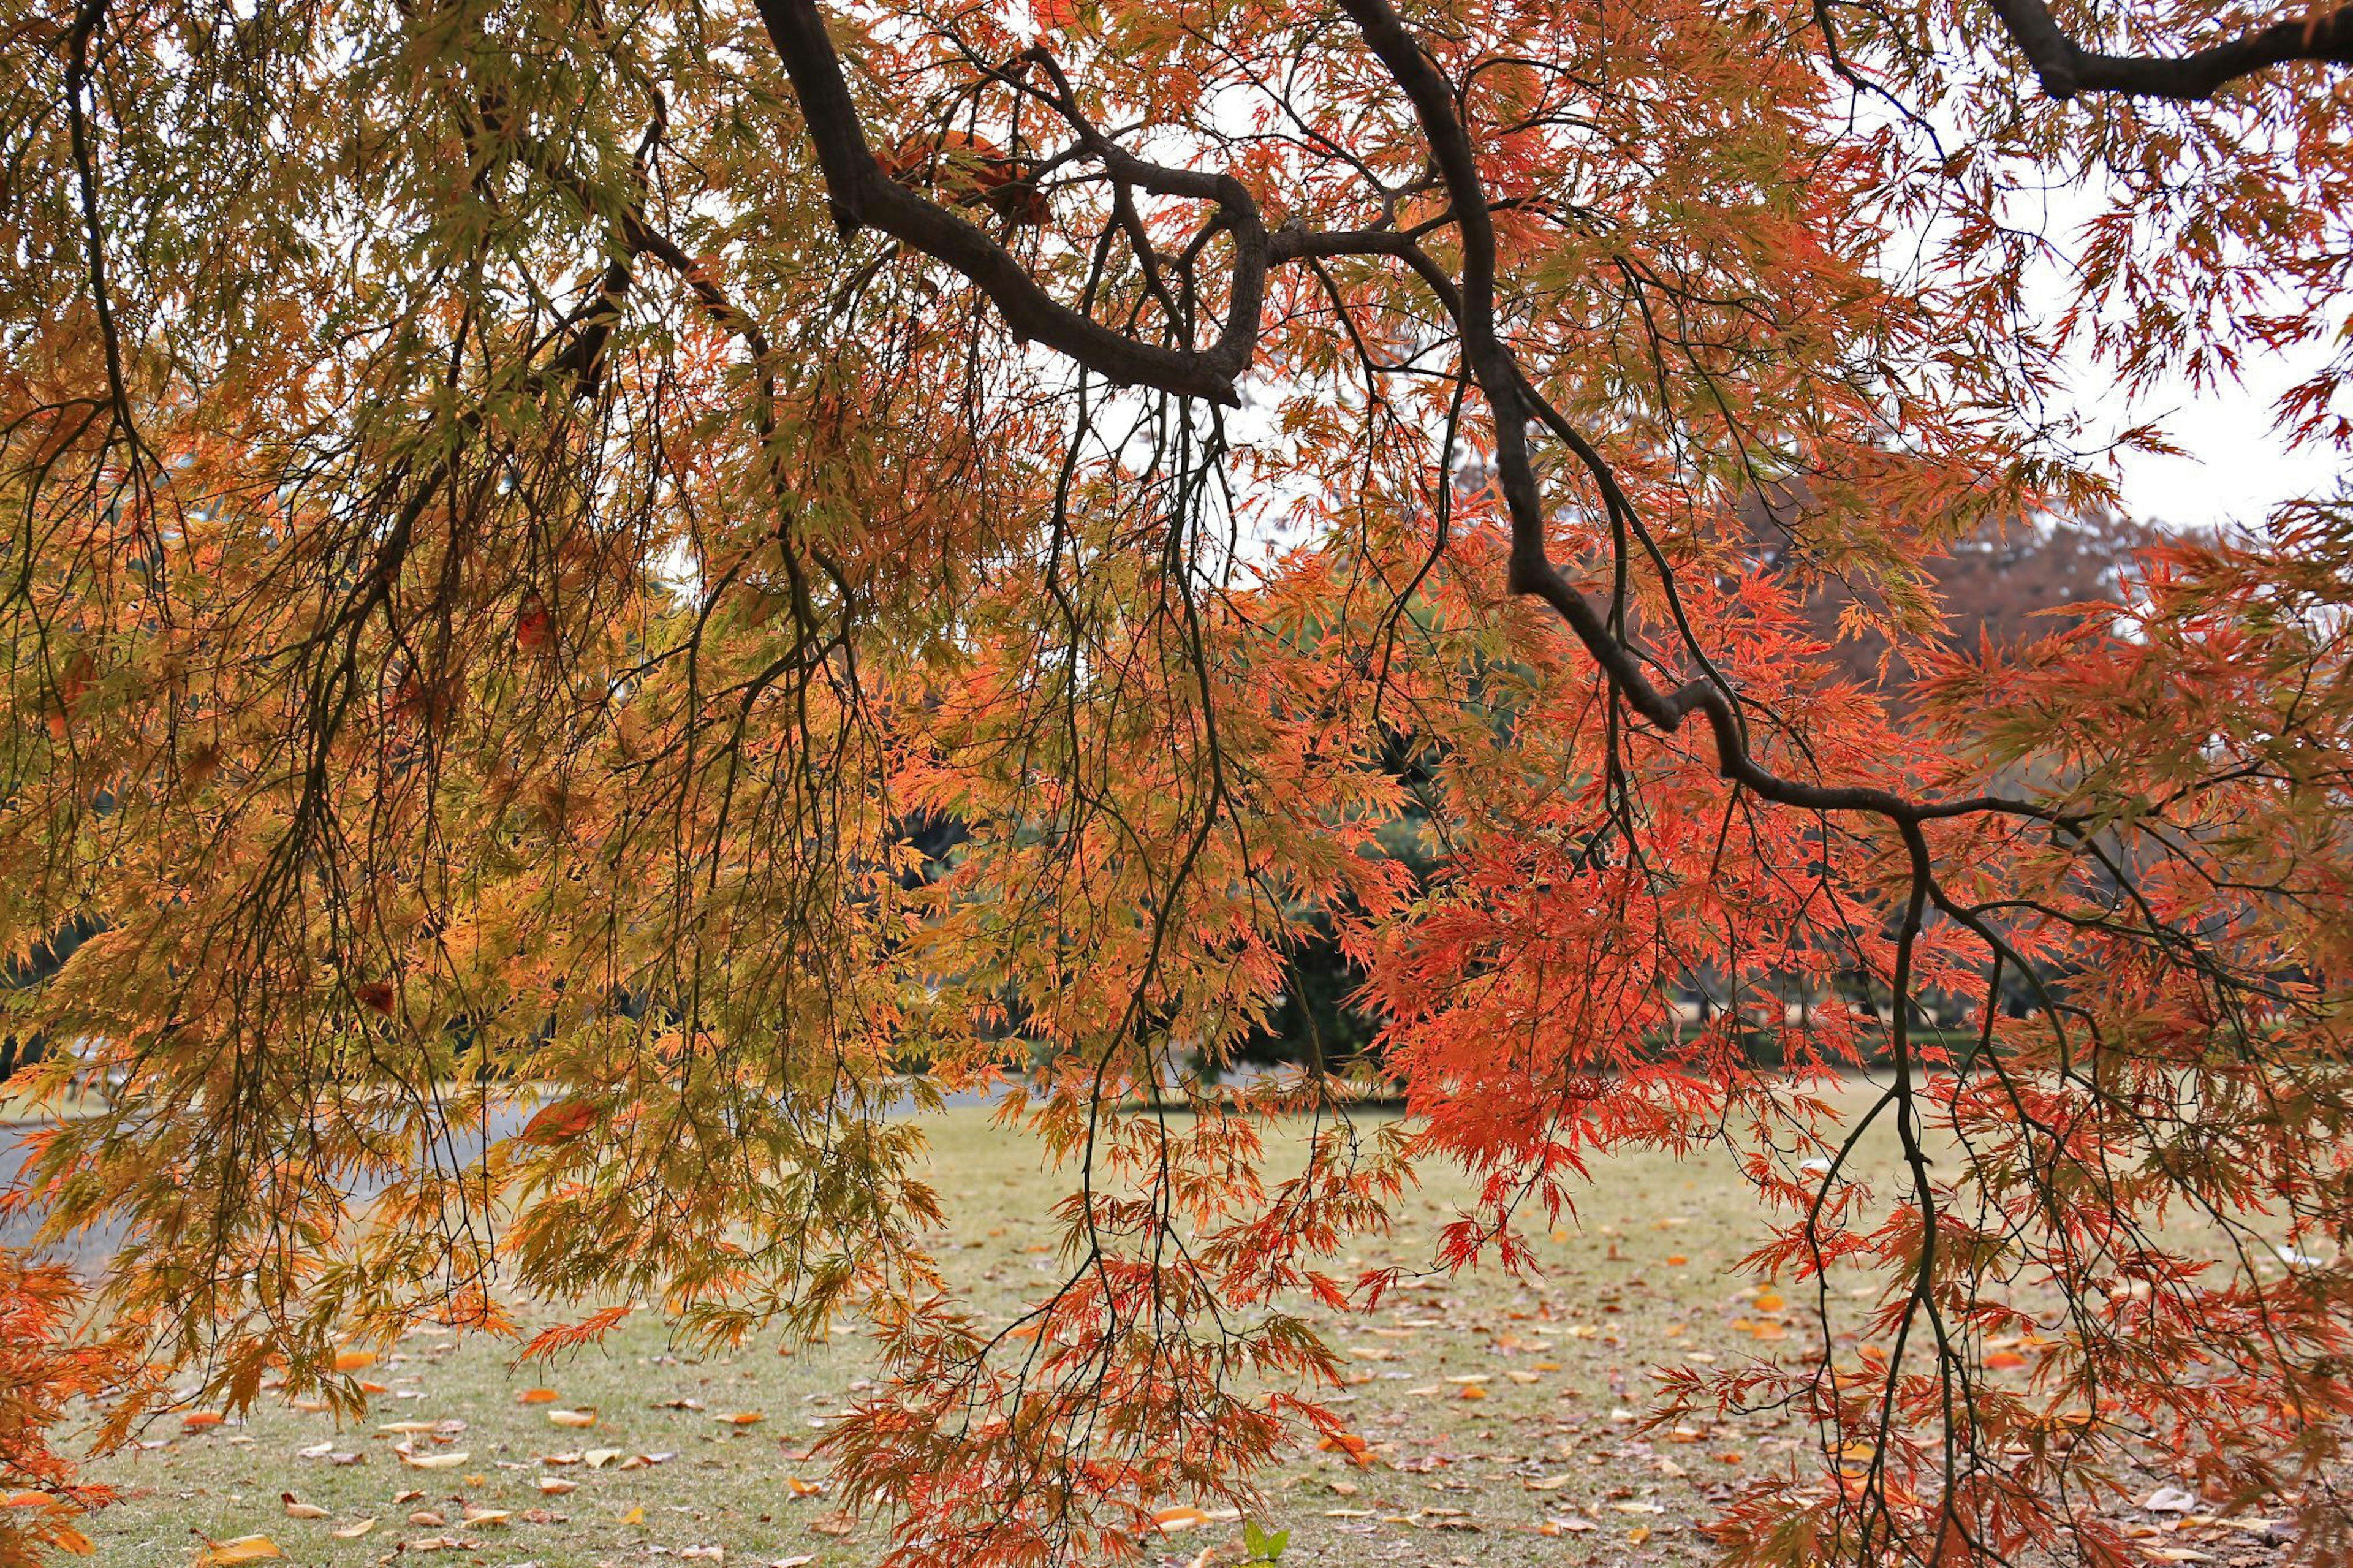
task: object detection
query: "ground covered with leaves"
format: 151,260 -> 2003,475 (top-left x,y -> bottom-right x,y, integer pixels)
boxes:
49,1098 -> 2301,1568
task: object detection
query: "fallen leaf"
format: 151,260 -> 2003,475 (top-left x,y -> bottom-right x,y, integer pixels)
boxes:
281,1493 -> 330,1520
399,1450 -> 470,1470
1985,1351 -> 2029,1371
460,1507 -> 512,1526
681,1549 -> 725,1563
809,1512 -> 857,1537
618,1505 -> 645,1526
1316,1431 -> 1373,1466
517,1388 -> 559,1405
714,1411 -> 765,1427
539,1478 -> 578,1495
787,1477 -> 824,1497
197,1537 -> 285,1565
181,1412 -> 225,1431
1752,1291 -> 1784,1312
585,1449 -> 623,1469
332,1350 -> 377,1373
1629,1524 -> 1653,1545
392,1491 -> 423,1504
1457,1384 -> 1488,1401
328,1518 -> 377,1539
1525,1474 -> 1574,1492
547,1408 -> 598,1429
407,1511 -> 447,1527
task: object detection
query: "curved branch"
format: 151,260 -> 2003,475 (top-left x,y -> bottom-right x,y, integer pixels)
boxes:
753,0 -> 1267,404
1985,0 -> 2353,100
1334,0 -> 2075,835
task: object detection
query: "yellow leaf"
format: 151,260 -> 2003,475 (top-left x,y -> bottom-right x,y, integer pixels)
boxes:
537,1478 -> 577,1496
1153,1506 -> 1211,1532
618,1505 -> 646,1526
332,1350 -> 376,1373
399,1450 -> 469,1470
280,1493 -> 330,1520
197,1537 -> 285,1564
1752,1292 -> 1785,1312
50,1527 -> 94,1556
787,1476 -> 824,1497
714,1411 -> 764,1426
461,1508 -> 512,1526
328,1518 -> 376,1539
547,1408 -> 598,1429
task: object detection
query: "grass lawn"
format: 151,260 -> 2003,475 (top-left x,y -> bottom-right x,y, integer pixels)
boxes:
47,1092 -> 2251,1567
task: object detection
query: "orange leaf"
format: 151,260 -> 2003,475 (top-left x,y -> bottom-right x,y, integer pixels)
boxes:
519,1099 -> 598,1144
1317,1431 -> 1373,1465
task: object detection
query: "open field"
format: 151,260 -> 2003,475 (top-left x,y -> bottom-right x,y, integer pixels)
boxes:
29,1093 -> 2285,1567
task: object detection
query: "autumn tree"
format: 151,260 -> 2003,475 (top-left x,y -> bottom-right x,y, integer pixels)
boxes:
4,0 -> 2353,1562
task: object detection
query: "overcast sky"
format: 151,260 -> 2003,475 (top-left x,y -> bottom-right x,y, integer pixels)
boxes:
2108,357 -> 2344,532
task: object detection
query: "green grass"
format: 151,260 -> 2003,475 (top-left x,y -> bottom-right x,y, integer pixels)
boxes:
53,1093 -> 2078,1566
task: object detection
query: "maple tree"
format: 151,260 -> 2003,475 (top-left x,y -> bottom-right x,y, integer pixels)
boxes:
4,0 -> 2353,1560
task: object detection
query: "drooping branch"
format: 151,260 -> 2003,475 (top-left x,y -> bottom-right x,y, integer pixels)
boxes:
1332,0 -> 2061,831
1984,0 -> 2353,100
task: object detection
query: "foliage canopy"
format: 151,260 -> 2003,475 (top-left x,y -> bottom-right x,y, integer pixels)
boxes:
6,0 -> 2353,1561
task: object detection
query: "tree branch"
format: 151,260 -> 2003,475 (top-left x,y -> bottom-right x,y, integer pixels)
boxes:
752,0 -> 1267,404
1984,0 -> 2353,100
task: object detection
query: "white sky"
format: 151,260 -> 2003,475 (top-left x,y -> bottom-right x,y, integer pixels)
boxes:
2106,355 -> 2346,531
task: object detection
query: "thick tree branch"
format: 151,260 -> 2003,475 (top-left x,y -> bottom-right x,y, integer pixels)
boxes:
1335,0 -> 2064,831
1984,0 -> 2353,100
752,0 -> 1267,404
